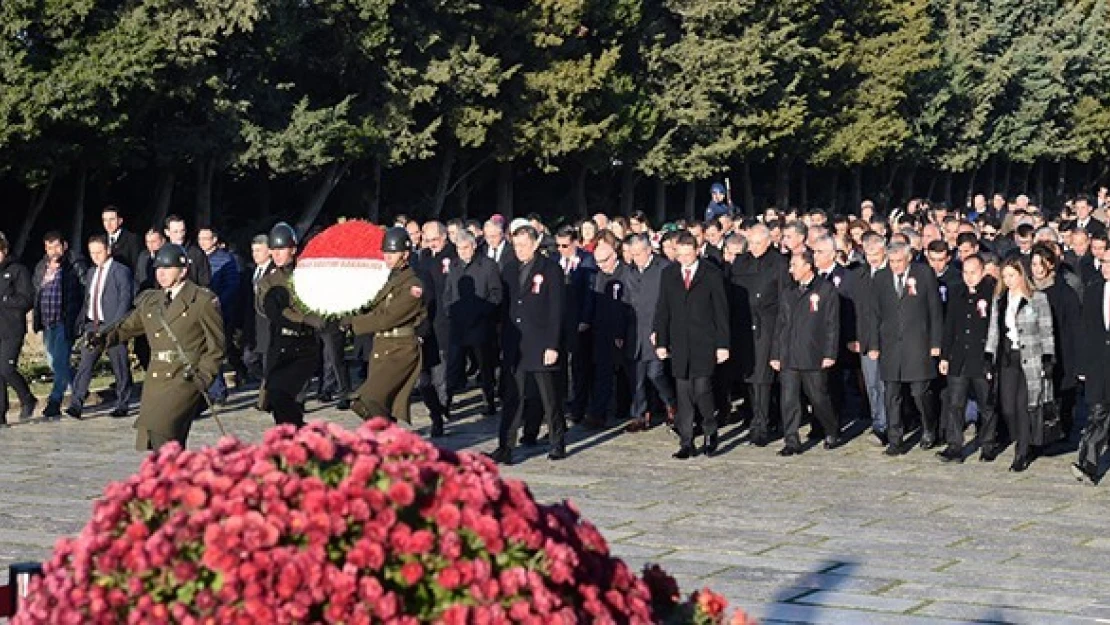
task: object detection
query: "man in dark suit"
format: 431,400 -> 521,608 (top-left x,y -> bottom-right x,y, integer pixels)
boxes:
490,225 -> 566,464
1072,195 -> 1107,238
1073,249 -> 1110,484
730,224 -> 788,446
242,234 -> 274,383
1079,231 -> 1107,287
938,255 -> 997,463
555,225 -> 597,422
482,219 -> 516,270
867,241 -> 944,455
164,214 -> 211,287
67,235 -> 136,419
416,221 -> 458,432
771,250 -> 840,455
101,206 -> 141,271
0,232 -> 37,425
624,234 -> 677,431
655,232 -> 730,459
444,231 -> 503,417
812,235 -> 862,428
587,238 -> 632,428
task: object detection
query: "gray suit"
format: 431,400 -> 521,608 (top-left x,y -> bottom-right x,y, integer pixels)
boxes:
70,261 -> 136,413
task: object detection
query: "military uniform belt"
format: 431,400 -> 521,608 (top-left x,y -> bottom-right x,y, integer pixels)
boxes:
152,350 -> 195,363
375,327 -> 415,338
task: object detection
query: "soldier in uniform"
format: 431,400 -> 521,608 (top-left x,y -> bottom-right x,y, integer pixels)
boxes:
256,222 -> 323,427
96,244 -> 224,451
343,227 -> 427,425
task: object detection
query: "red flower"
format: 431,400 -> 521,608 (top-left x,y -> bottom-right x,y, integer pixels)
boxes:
400,561 -> 424,585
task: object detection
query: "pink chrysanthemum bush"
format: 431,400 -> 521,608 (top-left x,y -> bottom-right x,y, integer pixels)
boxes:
13,419 -> 753,624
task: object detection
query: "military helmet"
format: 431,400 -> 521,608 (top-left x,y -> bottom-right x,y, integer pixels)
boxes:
268,222 -> 297,249
153,244 -> 188,269
381,226 -> 412,253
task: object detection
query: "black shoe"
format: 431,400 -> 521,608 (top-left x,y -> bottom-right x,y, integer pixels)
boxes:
430,423 -> 445,438
936,446 -> 963,463
109,407 -> 129,418
823,436 -> 841,451
673,445 -> 696,460
520,436 -> 539,447
1009,456 -> 1030,473
19,398 -> 37,420
65,405 -> 82,420
548,448 -> 568,461
487,447 -> 513,465
748,435 -> 769,448
42,402 -> 62,419
336,398 -> 351,411
317,392 -> 334,403
1071,462 -> 1099,486
703,433 -> 720,457
883,443 -> 904,457
919,436 -> 937,451
777,445 -> 801,457
870,431 -> 889,447
583,416 -> 606,430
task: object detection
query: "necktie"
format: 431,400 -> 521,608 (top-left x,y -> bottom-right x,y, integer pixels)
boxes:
895,273 -> 904,298
254,266 -> 263,285
165,291 -> 173,307
683,268 -> 692,290
91,267 -> 104,327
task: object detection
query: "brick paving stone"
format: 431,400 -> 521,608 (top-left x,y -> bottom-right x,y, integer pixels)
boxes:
0,388 -> 1107,623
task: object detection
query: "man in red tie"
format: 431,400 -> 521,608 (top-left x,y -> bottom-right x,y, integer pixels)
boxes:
67,235 -> 136,419
654,232 -> 730,459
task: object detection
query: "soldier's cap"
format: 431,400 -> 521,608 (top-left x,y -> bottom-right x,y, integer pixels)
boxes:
711,183 -> 726,194
268,222 -> 298,249
153,244 -> 188,269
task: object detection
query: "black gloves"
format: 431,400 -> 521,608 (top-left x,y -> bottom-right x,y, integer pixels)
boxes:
1041,354 -> 1055,377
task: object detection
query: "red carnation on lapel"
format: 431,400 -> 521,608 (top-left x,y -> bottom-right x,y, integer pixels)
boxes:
292,220 -> 392,317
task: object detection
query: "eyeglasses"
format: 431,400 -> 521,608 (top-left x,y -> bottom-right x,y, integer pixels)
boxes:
557,243 -> 572,249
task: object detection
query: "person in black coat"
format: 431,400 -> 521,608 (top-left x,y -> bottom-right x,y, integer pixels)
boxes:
624,235 -> 677,431
443,232 -> 503,416
32,231 -> 86,418
813,235 -> 862,428
770,250 -> 840,455
655,232 -> 730,459
729,224 -> 788,446
490,225 -> 566,464
587,239 -> 632,428
102,206 -> 142,272
938,257 -> 997,462
555,225 -> 597,422
1031,243 -> 1083,439
1073,251 -> 1110,484
867,241 -> 944,455
0,232 -> 37,424
416,221 -> 458,433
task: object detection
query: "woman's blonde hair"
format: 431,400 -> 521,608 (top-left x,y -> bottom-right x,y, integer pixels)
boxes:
996,256 -> 1034,299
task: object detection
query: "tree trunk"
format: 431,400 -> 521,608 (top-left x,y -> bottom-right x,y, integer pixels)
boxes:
775,156 -> 792,209
798,163 -> 808,211
496,161 -> 514,218
458,163 -> 471,219
194,158 -> 216,226
741,161 -> 755,216
1057,160 -> 1068,200
1035,160 -> 1045,206
367,159 -> 382,223
987,156 -> 996,196
256,174 -> 272,218
925,174 -> 937,201
902,166 -> 916,204
573,164 -> 588,217
619,168 -> 639,217
1001,160 -> 1012,198
966,166 -> 980,209
70,165 -> 88,250
295,160 -> 350,238
431,145 -> 457,219
943,171 -> 953,207
829,169 -> 840,214
14,170 -> 57,258
851,166 -> 863,213
684,180 -> 696,221
654,178 -> 666,225
151,168 -> 176,228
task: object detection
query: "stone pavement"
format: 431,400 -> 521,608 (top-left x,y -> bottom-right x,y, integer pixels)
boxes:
1,391 -> 1109,624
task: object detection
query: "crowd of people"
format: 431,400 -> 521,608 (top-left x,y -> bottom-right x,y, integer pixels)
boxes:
2,189 -> 1110,484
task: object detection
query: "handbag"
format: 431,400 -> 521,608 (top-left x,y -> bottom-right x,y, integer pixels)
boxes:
1030,377 -> 1063,447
